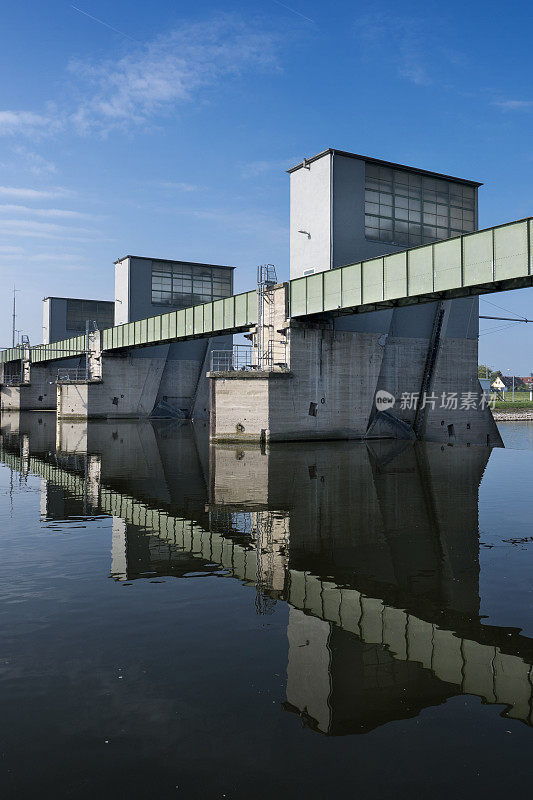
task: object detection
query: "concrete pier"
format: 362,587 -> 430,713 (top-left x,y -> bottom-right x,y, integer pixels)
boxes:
54,328 -> 229,421
208,283 -> 502,446
56,353 -> 166,419
0,363 -> 57,412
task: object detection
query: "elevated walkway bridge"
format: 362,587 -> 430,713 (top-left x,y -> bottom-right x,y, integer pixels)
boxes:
1,216 -> 532,367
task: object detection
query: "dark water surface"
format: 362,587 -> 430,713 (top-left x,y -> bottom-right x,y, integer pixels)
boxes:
0,413 -> 532,799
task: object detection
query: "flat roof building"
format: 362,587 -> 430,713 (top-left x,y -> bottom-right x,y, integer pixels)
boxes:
114,255 -> 234,325
288,149 -> 480,279
42,297 -> 115,344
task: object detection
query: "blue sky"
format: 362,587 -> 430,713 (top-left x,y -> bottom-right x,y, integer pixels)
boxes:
1,0 -> 532,372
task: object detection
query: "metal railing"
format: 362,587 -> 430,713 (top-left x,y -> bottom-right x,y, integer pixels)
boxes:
211,345 -> 254,372
2,373 -> 25,386
266,339 -> 288,369
56,367 -> 89,383
210,341 -> 288,372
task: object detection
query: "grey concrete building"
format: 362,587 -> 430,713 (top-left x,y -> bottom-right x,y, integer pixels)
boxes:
42,297 -> 115,344
288,149 -> 479,278
114,256 -> 235,419
209,149 -> 500,445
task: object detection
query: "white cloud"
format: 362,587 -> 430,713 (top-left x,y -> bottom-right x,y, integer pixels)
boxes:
353,13 -> 453,87
493,99 -> 533,111
0,15 -> 281,140
11,146 -> 57,175
0,204 -> 89,219
0,185 -> 72,200
154,181 -> 201,192
69,15 -> 280,133
0,110 -> 54,136
0,218 -> 96,240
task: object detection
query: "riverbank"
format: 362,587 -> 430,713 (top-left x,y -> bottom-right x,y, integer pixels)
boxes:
493,410 -> 533,421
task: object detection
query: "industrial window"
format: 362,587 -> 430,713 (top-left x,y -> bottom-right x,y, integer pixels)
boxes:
364,164 -> 476,247
66,299 -> 114,332
151,261 -> 233,307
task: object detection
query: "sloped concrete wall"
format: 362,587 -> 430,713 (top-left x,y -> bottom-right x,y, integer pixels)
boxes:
0,365 -> 56,411
57,355 -> 165,419
211,327 -> 385,442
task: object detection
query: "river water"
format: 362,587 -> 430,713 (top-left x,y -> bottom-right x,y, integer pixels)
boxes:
0,413 -> 532,798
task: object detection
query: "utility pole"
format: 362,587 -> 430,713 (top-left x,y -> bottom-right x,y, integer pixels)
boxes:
11,287 -> 20,348
12,286 -> 16,347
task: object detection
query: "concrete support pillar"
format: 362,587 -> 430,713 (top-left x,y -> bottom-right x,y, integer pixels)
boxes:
0,362 -> 56,411
87,330 -> 102,381
56,353 -> 166,419
208,284 -> 501,445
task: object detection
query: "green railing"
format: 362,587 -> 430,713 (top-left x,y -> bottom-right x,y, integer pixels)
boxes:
0,291 -> 258,366
30,335 -> 87,363
101,290 -> 257,351
290,217 -> 533,316
0,346 -> 24,365
2,218 -> 533,366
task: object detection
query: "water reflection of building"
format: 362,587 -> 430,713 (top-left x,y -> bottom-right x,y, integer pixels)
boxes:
1,413 -> 532,732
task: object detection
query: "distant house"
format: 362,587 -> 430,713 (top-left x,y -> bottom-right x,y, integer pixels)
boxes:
518,376 -> 533,389
492,376 -> 527,391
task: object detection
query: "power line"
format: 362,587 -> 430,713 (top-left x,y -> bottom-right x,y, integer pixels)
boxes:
479,321 -> 523,337
480,296 -> 528,320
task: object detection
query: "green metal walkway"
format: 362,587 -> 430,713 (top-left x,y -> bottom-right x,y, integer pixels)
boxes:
2,217 -> 532,366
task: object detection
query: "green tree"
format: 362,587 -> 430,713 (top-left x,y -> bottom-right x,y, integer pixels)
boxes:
478,365 -> 501,382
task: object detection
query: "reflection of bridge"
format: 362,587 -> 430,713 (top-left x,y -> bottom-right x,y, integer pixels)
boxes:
1,413 -> 532,733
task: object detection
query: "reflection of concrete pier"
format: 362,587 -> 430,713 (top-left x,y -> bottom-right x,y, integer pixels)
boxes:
1,415 -> 532,732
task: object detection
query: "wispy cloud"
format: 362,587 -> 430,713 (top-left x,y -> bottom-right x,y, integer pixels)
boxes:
69,15 -> 280,134
0,218 -> 96,240
0,204 -> 89,219
0,244 -> 24,254
354,13 -> 454,87
0,15 -> 282,140
152,180 -> 201,192
0,185 -> 72,200
0,110 -> 55,136
493,99 -> 533,111
11,146 -> 57,176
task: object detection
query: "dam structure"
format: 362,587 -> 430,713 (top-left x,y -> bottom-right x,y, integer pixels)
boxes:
1,151 -> 532,444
